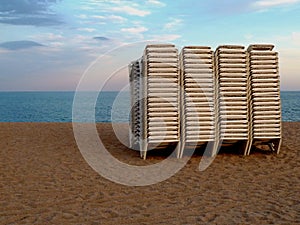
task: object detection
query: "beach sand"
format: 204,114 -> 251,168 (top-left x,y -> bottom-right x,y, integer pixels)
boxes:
0,122 -> 299,224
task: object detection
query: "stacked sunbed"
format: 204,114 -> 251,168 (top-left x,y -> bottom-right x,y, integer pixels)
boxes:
179,46 -> 217,157
138,44 -> 180,159
214,45 -> 251,155
247,44 -> 282,154
129,60 -> 141,150
129,43 -> 282,159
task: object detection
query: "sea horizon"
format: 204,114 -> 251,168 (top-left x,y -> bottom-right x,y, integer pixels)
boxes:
0,91 -> 299,123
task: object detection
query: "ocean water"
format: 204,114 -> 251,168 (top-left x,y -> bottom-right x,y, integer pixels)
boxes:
281,91 -> 300,121
0,91 -> 299,122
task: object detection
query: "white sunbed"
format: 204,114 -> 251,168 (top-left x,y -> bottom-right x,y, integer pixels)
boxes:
214,45 -> 251,155
247,44 -> 282,154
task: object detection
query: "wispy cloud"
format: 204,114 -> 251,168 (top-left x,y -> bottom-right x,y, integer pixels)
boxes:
92,14 -> 127,23
91,15 -> 105,19
93,36 -> 111,41
28,33 -> 66,51
253,0 -> 300,8
164,18 -> 183,30
147,0 -> 166,7
107,15 -> 128,23
78,28 -> 97,33
49,42 -> 65,48
0,0 -> 59,14
121,26 -> 148,34
30,33 -> 65,43
111,5 -> 151,17
0,0 -> 63,26
0,40 -> 44,50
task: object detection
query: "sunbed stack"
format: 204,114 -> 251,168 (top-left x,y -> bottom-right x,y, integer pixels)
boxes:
214,45 -> 251,155
138,44 -> 180,159
129,43 -> 282,159
129,60 -> 142,150
247,44 -> 282,154
179,46 -> 217,157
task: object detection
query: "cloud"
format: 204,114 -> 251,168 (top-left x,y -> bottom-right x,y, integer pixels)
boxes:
111,5 -> 151,16
207,0 -> 299,15
93,37 -> 111,41
29,33 -> 64,43
0,15 -> 63,26
92,14 -> 127,23
164,18 -> 183,30
252,0 -> 300,8
0,40 -> 44,50
49,42 -> 64,47
44,33 -> 64,41
28,33 -> 65,50
208,0 -> 300,15
147,0 -> 166,7
0,0 -> 59,14
78,28 -> 97,33
0,0 -> 62,26
91,15 -> 105,19
121,26 -> 148,34
106,15 -> 127,23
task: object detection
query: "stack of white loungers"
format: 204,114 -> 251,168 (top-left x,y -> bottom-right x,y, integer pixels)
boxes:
179,46 -> 217,157
129,60 -> 142,150
138,44 -> 180,159
129,43 -> 282,159
214,45 -> 251,155
247,44 -> 282,154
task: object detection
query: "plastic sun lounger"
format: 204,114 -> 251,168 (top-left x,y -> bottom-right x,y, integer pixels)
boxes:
179,46 -> 217,158
129,60 -> 142,150
133,44 -> 181,159
214,45 -> 251,155
129,43 -> 282,160
247,44 -> 282,155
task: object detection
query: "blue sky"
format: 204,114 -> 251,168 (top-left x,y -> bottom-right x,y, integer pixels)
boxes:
0,0 -> 299,91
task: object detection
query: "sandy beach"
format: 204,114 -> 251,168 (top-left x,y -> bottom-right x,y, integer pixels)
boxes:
0,122 -> 299,224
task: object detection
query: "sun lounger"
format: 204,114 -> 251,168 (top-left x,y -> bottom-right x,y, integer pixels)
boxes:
247,44 -> 282,154
214,45 -> 251,155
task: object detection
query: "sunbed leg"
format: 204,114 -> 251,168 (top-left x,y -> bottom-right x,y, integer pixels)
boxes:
243,141 -> 246,156
206,141 -> 214,157
139,147 -> 144,159
175,141 -> 181,158
247,139 -> 253,155
268,142 -> 275,152
143,151 -> 147,160
140,150 -> 147,160
211,140 -> 220,157
129,131 -> 133,149
140,140 -> 147,159
243,140 -> 250,156
143,142 -> 148,160
179,140 -> 185,158
276,138 -> 282,154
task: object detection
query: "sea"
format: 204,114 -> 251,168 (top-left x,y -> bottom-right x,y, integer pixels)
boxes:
0,91 -> 299,122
